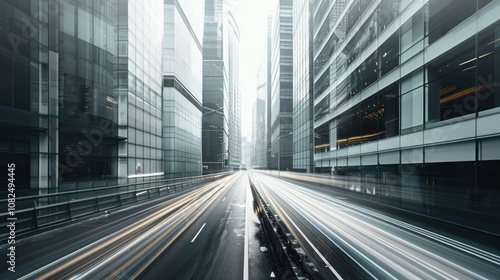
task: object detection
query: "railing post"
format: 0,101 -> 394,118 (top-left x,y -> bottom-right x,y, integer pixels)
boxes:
94,189 -> 100,212
32,209 -> 38,229
67,201 -> 72,221
95,196 -> 100,213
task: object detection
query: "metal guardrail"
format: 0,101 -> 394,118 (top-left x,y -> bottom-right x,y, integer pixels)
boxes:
0,172 -> 232,238
249,177 -> 317,279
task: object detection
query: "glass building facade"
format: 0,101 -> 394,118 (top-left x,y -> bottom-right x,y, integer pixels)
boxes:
162,0 -> 203,178
202,0 -> 229,174
266,13 -> 273,170
292,0 -> 314,173
313,0 -> 500,217
253,51 -> 268,169
270,0 -> 293,171
0,0 -> 120,195
116,0 -> 164,183
227,11 -> 241,171
252,97 -> 267,169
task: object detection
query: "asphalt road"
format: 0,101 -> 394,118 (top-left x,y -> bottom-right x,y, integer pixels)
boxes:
0,172 -> 274,280
251,172 -> 500,280
138,172 -> 273,280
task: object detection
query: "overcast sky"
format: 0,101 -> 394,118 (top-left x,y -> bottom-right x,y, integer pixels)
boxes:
228,0 -> 275,139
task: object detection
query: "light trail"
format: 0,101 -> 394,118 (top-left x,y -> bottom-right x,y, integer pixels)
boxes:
18,173 -> 240,280
252,173 -> 500,279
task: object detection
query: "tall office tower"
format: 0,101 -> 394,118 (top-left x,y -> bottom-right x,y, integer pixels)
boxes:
254,51 -> 268,169
253,98 -> 267,169
270,0 -> 293,171
292,0 -> 314,173
266,13 -> 273,170
312,0 -> 499,214
116,0 -> 164,183
241,136 -> 251,169
227,11 -> 241,170
0,0 -> 120,194
202,0 -> 229,173
162,1 -> 204,178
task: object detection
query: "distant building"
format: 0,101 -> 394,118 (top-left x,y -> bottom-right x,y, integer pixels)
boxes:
227,11 -> 241,170
202,0 -> 241,173
270,0 -> 293,171
292,0 -> 314,173
252,98 -> 267,169
202,0 -> 228,173
241,136 -> 252,170
266,13 -> 273,170
254,49 -> 268,169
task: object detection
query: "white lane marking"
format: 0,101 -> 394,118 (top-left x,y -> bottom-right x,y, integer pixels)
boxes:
222,197 -> 226,202
244,179 -> 250,280
191,223 -> 206,243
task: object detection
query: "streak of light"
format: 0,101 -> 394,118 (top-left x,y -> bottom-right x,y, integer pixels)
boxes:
251,173 -> 499,279
20,173 -> 241,280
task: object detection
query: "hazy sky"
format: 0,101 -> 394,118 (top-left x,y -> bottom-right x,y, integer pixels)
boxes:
228,0 -> 275,138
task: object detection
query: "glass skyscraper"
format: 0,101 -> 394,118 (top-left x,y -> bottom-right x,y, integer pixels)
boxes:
227,11 -> 241,171
116,0 -> 164,183
254,51 -> 268,169
270,0 -> 293,171
162,0 -> 204,178
202,0 -> 240,173
0,0 -> 120,194
292,0 -> 314,173
0,0 -> 170,194
202,0 -> 228,174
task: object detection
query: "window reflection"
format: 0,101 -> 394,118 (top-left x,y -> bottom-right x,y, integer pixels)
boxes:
401,70 -> 424,133
336,83 -> 399,149
477,21 -> 500,112
427,38 -> 476,122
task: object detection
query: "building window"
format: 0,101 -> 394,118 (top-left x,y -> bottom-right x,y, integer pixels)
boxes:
314,123 -> 330,153
427,38 -> 476,122
400,9 -> 424,63
380,31 -> 399,77
401,70 -> 424,133
314,96 -> 329,121
477,21 -> 500,112
428,0 -> 477,44
314,69 -> 330,97
336,83 -> 399,149
377,0 -> 401,33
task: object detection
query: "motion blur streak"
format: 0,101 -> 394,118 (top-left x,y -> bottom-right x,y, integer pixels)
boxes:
251,172 -> 500,279
19,174 -> 239,280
